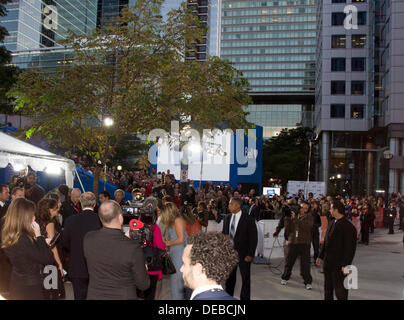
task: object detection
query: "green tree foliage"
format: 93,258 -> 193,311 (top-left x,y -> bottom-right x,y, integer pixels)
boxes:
0,0 -> 19,114
262,127 -> 316,188
8,0 -> 251,194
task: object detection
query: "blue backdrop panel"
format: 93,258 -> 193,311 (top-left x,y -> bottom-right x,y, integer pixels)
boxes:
74,166 -> 132,201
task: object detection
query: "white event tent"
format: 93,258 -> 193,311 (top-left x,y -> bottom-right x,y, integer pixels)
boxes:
0,132 -> 75,187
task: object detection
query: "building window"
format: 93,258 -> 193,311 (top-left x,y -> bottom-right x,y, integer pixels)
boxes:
351,105 -> 365,119
331,81 -> 346,95
331,58 -> 346,71
331,104 -> 345,118
358,12 -> 367,25
352,35 -> 366,48
332,13 -> 346,26
351,57 -> 366,71
351,81 -> 365,95
332,35 -> 346,48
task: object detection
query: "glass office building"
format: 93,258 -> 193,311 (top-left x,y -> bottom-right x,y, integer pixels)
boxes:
220,0 -> 317,139
0,0 -> 98,71
220,0 -> 316,94
1,0 -> 97,51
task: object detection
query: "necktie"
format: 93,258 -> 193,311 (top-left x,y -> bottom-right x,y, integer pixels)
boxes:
230,216 -> 236,241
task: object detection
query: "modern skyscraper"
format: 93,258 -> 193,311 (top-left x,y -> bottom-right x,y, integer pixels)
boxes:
315,0 -> 404,196
97,0 -> 130,27
0,0 -> 98,71
220,0 -> 317,138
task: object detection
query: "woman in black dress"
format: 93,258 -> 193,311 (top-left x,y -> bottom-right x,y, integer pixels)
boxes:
36,197 -> 65,299
1,198 -> 54,300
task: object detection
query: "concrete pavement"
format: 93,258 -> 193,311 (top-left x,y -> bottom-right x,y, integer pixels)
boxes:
64,226 -> 404,300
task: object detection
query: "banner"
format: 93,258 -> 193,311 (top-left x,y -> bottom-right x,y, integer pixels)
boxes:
259,220 -> 285,259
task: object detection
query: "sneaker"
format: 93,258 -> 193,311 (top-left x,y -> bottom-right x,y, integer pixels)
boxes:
305,284 -> 312,290
281,280 -> 287,285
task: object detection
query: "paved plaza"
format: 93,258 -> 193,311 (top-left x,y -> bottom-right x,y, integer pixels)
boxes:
65,227 -> 404,300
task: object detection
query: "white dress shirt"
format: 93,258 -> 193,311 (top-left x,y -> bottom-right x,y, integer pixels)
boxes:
0,201 -> 4,207
190,285 -> 224,300
229,210 -> 242,237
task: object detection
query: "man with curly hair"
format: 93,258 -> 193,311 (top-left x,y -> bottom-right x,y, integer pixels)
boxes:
180,232 -> 239,300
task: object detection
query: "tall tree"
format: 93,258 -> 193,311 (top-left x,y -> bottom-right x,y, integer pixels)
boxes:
262,127 -> 316,188
0,0 -> 19,114
9,0 -> 252,194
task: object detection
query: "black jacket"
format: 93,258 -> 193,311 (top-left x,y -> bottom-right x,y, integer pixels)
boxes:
319,217 -> 357,271
3,233 -> 55,286
193,289 -> 237,300
248,204 -> 260,221
312,209 -> 322,234
60,199 -> 81,227
223,210 -> 258,260
25,184 -> 46,204
83,227 -> 150,300
62,209 -> 102,278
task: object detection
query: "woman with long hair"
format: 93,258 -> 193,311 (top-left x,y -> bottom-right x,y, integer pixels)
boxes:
36,197 -> 65,299
136,197 -> 166,300
160,202 -> 187,300
1,198 -> 54,300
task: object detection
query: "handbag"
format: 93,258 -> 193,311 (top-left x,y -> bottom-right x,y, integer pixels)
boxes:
161,251 -> 176,275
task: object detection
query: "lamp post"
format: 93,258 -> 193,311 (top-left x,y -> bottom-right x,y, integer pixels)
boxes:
305,131 -> 316,199
102,115 -> 114,192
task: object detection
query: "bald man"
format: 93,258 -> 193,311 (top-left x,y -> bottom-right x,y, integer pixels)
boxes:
60,188 -> 82,226
84,201 -> 150,300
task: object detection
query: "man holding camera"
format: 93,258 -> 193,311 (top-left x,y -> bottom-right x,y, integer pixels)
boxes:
281,201 -> 313,290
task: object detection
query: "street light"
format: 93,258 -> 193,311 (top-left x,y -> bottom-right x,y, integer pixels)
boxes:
103,117 -> 114,127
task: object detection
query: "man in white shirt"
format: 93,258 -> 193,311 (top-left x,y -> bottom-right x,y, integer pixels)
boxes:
180,232 -> 238,300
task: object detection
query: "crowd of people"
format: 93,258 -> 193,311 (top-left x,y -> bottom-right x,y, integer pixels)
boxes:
0,169 -> 403,301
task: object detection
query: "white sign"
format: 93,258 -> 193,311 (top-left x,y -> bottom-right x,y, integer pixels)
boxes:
259,220 -> 285,259
263,187 -> 281,196
287,181 -> 326,199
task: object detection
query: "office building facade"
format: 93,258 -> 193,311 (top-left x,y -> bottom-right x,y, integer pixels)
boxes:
315,0 -> 404,196
220,0 -> 317,138
0,0 -> 98,71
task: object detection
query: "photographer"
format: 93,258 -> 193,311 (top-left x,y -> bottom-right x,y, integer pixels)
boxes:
281,201 -> 313,290
133,197 -> 166,300
207,199 -> 223,232
153,175 -> 175,199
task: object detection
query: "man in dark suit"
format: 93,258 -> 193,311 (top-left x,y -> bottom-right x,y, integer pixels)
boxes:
83,200 -> 150,300
248,197 -> 260,221
62,192 -> 101,300
60,188 -> 82,226
24,172 -> 45,204
180,231 -> 238,300
316,198 -> 357,300
0,184 -> 10,220
223,198 -> 257,300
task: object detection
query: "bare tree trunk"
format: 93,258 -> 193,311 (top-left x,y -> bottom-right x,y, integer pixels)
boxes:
93,166 -> 101,196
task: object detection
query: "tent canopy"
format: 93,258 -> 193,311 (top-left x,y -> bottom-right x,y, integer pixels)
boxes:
0,132 -> 75,187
